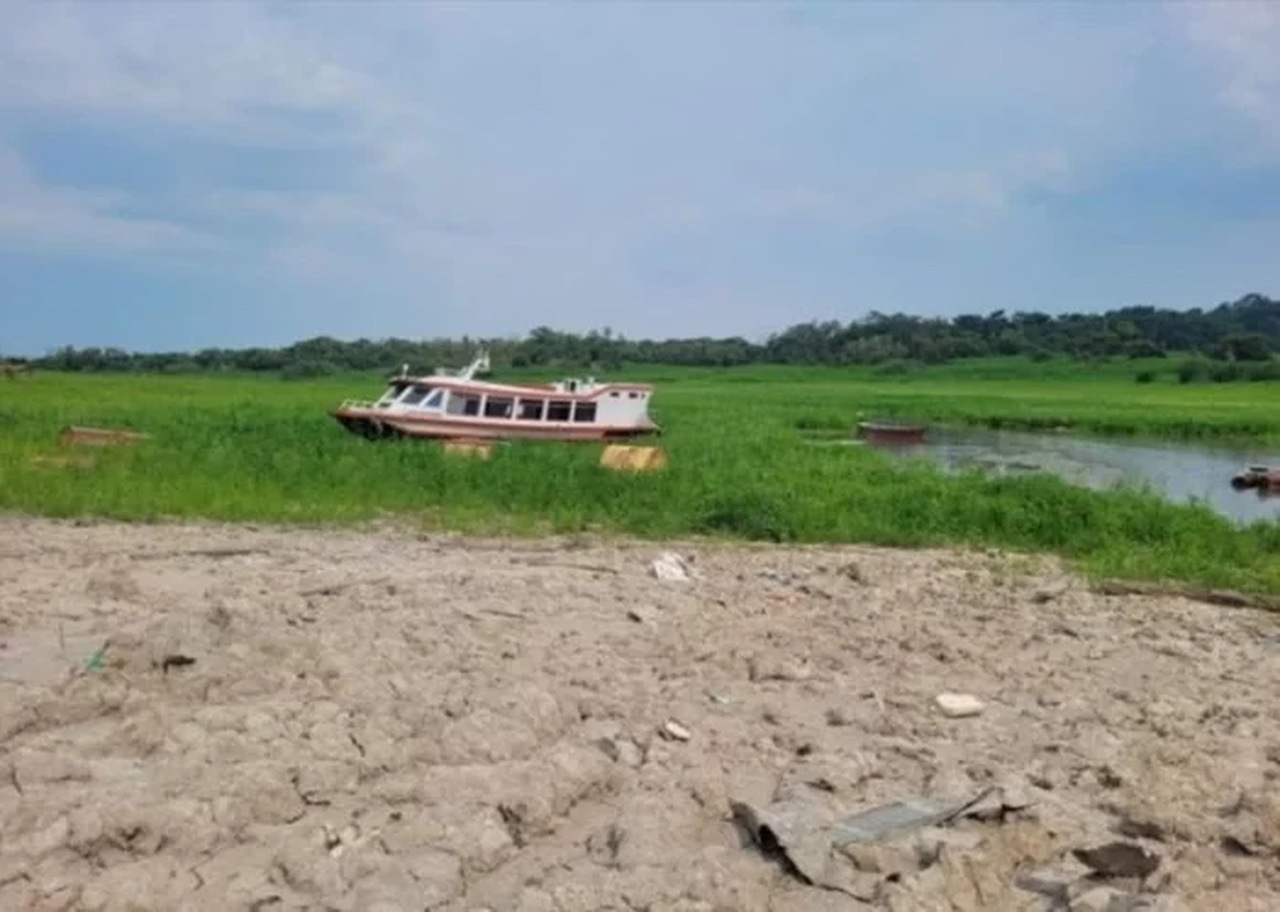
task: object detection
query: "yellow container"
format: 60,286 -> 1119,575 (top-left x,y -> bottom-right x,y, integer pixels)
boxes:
600,445 -> 668,473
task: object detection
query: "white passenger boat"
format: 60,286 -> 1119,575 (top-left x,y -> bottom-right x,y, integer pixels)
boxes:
331,352 -> 660,441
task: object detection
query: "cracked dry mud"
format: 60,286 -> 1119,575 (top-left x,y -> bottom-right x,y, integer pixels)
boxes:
1,517 -> 1278,912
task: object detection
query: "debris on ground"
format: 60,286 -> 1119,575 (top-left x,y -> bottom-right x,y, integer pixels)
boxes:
82,641 -> 109,673
730,786 -> 1005,898
935,692 -> 986,718
650,551 -> 692,582
660,719 -> 692,742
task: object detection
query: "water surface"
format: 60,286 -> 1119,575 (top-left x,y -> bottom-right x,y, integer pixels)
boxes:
872,428 -> 1280,525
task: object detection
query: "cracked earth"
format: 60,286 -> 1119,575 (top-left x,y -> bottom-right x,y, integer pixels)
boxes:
1,517 -> 1278,911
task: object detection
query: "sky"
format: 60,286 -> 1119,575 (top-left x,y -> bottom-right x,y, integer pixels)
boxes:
1,1 -> 1278,355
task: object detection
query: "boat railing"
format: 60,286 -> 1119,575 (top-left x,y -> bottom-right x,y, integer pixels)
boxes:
339,398 -> 381,410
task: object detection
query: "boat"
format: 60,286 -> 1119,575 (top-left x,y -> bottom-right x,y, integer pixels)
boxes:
331,351 -> 661,442
1230,465 -> 1280,491
856,421 -> 927,444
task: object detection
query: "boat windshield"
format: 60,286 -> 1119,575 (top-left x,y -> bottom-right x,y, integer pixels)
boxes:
376,382 -> 409,407
398,385 -> 434,407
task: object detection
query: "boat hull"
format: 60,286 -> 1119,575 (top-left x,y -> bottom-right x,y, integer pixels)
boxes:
1231,467 -> 1280,490
332,408 -> 660,443
856,422 -> 926,444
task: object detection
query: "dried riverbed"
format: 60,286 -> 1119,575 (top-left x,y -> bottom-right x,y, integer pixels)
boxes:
1,518 -> 1278,911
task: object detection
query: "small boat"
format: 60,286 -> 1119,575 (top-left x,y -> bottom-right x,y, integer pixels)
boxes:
331,351 -> 661,442
856,421 -> 927,445
1230,466 -> 1280,491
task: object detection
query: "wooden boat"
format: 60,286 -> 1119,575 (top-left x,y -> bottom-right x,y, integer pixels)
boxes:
856,421 -> 926,444
332,352 -> 660,442
1230,466 -> 1280,491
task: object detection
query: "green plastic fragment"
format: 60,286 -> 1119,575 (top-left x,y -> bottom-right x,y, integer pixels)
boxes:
83,642 -> 108,672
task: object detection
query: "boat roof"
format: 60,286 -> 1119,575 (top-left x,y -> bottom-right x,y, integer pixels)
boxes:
390,375 -> 654,396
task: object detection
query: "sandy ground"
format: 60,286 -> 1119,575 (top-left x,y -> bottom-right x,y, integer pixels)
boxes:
1,518 -> 1278,912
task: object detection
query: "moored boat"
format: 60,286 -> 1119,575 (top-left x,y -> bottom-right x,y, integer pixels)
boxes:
331,352 -> 661,442
1230,465 -> 1280,491
856,421 -> 927,444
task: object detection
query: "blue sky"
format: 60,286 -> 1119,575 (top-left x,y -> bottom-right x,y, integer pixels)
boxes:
1,1 -> 1278,354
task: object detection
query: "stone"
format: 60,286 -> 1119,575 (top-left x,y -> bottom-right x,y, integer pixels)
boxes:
935,693 -> 985,718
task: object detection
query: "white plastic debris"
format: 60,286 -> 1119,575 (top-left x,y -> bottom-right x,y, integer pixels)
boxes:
935,693 -> 986,718
660,719 -> 692,741
650,552 -> 691,582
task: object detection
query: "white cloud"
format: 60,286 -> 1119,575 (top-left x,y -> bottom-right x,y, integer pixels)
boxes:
1179,1 -> 1280,152
0,2 -> 410,151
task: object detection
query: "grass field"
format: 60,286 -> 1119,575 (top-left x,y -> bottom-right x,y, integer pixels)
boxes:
1,359 -> 1278,594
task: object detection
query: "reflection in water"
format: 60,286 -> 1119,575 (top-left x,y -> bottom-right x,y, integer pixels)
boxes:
871,428 -> 1280,525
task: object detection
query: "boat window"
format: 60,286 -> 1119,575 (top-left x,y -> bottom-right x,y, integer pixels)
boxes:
399,385 -> 431,407
446,392 -> 482,416
422,389 -> 444,409
517,399 -> 545,420
628,391 -> 639,399
572,402 -> 597,423
609,391 -> 619,398
483,396 -> 514,418
546,400 -> 572,421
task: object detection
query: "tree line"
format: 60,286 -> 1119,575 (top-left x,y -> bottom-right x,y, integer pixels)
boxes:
15,292 -> 1280,377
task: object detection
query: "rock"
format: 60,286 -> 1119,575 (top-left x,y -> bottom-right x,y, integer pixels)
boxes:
935,693 -> 985,718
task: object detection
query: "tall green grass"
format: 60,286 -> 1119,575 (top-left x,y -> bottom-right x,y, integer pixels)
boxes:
1,364 -> 1278,594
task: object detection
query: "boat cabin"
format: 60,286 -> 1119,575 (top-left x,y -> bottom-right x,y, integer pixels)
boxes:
369,378 -> 650,427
